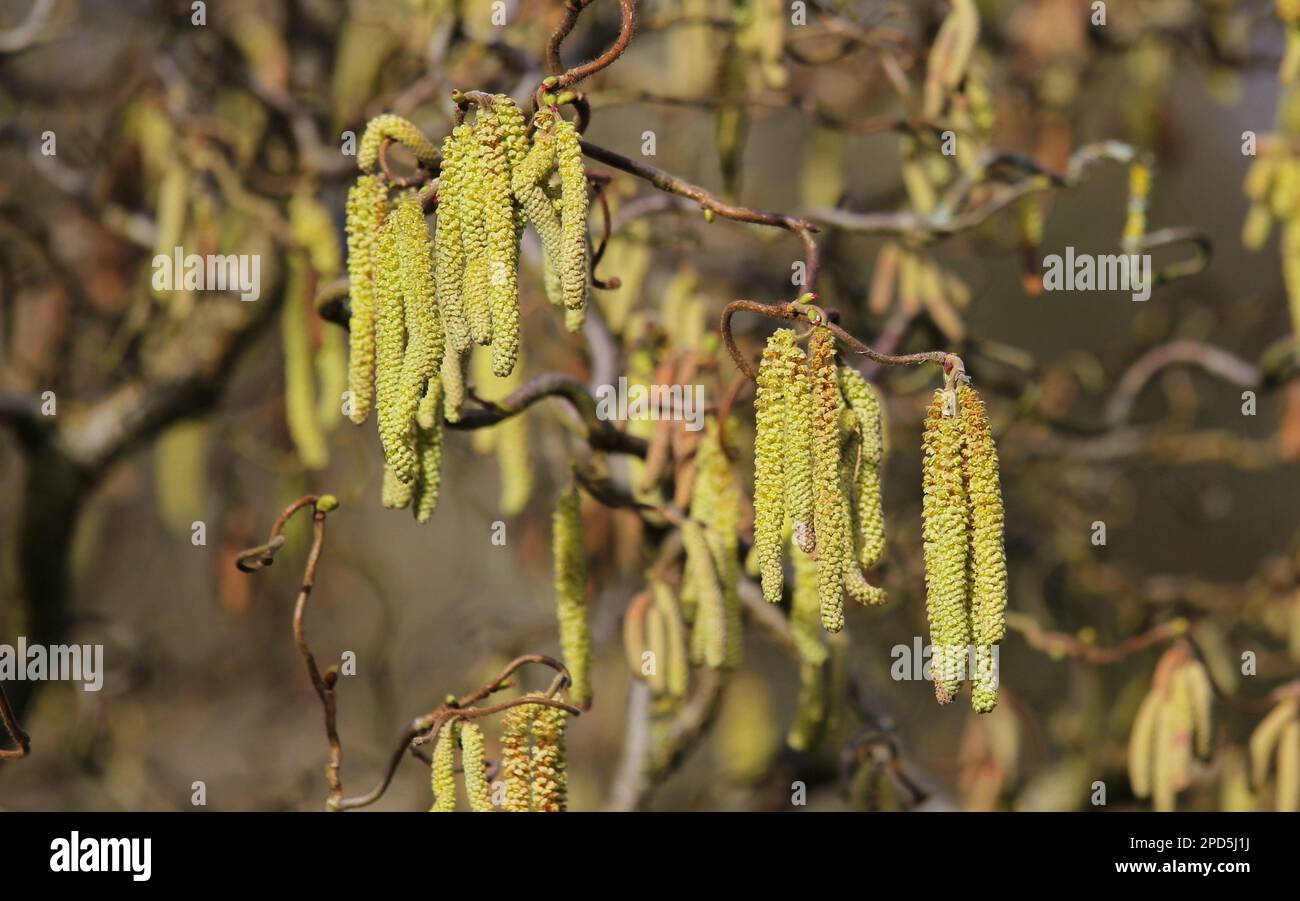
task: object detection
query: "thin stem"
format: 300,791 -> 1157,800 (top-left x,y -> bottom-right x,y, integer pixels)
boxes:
546,0 -> 636,91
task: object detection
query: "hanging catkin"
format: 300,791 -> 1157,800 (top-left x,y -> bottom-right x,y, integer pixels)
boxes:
809,327 -> 845,632
459,115 -> 494,347
554,116 -> 589,315
838,365 -> 886,569
479,98 -> 523,377
429,718 -> 459,812
753,329 -> 795,603
373,211 -> 416,482
501,703 -> 535,812
553,485 -> 592,709
690,421 -> 744,668
922,388 -> 970,702
394,197 -> 445,461
683,519 -> 728,669
781,336 -> 816,554
345,175 -> 387,424
281,251 -> 329,469
459,721 -> 493,812
357,113 -> 440,173
529,705 -> 568,812
435,125 -> 472,354
512,109 -> 565,280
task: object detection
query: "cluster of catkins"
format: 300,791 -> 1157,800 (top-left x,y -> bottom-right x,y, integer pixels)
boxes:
1126,646 -> 1213,812
921,375 -> 1008,713
1249,693 -> 1300,812
343,102 -> 589,519
752,327 -> 889,634
428,698 -> 568,813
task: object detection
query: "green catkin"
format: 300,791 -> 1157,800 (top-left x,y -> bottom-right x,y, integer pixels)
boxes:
501,703 -> 534,812
435,125 -> 472,353
374,214 -> 417,482
345,175 -> 387,424
441,343 -> 467,423
838,430 -> 887,607
357,113 -> 440,173
412,419 -> 442,523
459,721 -> 493,812
394,198 -> 445,456
479,101 -> 522,377
553,485 -> 592,709
809,327 -> 845,632
781,339 -> 817,554
1129,688 -> 1161,799
512,111 -> 565,278
683,520 -> 728,669
789,534 -> 829,668
459,116 -> 494,347
691,422 -> 744,668
530,704 -> 568,813
381,462 -> 414,509
753,330 -> 795,603
786,662 -> 829,752
554,116 -> 589,313
922,388 -> 971,702
1250,697 -> 1298,787
282,252 -> 329,469
429,718 -> 459,812
838,365 -> 886,569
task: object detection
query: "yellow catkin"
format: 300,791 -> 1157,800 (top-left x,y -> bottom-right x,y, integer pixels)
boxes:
553,485 -> 592,709
970,644 -> 998,714
345,175 -> 386,424
394,198 -> 445,468
838,365 -> 886,569
529,704 -> 568,812
480,99 -> 522,377
1123,160 -> 1151,248
780,339 -> 816,553
381,462 -> 414,510
357,113 -> 440,173
435,125 -> 472,353
1250,697 -> 1298,787
513,110 -> 565,281
786,662 -> 829,752
441,343 -> 467,423
459,117 -> 494,347
690,422 -> 744,668
838,434 -> 887,607
1128,688 -> 1161,798
554,116 -> 589,313
501,703 -> 534,812
683,519 -> 728,669
922,388 -> 970,701
412,419 -> 442,523
958,384 -> 1007,647
459,721 -> 493,812
282,252 -> 329,469
789,533 -> 829,669
429,718 -> 459,812
754,330 -> 795,603
373,213 -> 417,482
809,327 -> 845,632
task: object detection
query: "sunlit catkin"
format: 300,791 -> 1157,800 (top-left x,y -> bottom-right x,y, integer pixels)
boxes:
459,119 -> 493,347
479,99 -> 522,377
429,718 -> 459,812
753,329 -> 794,602
809,327 -> 845,632
357,113 -> 440,173
922,388 -> 970,701
435,125 -> 472,353
529,704 -> 568,813
374,214 -> 416,482
554,116 -> 589,314
381,462 -> 414,510
459,721 -> 492,812
512,110 -> 564,278
412,418 -> 443,523
838,365 -> 886,569
394,198 -> 445,458
345,174 -> 387,423
553,485 -> 592,709
501,703 -> 534,812
780,338 -> 816,553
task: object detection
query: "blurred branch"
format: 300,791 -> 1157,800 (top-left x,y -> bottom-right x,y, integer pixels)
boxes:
0,682 -> 30,760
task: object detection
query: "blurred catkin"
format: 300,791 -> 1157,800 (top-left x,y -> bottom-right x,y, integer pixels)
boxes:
553,485 -> 592,709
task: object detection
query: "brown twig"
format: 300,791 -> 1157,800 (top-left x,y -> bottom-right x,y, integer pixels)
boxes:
1004,612 -> 1187,664
545,0 -> 636,91
0,683 -> 31,760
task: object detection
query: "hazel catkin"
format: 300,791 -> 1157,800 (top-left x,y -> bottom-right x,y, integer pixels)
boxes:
459,721 -> 493,812
358,113 -> 440,174
553,485 -> 592,709
922,387 -> 971,701
554,116 -> 589,315
529,704 -> 568,813
809,327 -> 845,633
345,174 -> 387,424
429,718 -> 459,812
753,329 -> 795,603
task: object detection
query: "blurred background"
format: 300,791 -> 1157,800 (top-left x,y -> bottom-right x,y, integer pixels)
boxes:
2,0 -> 1299,812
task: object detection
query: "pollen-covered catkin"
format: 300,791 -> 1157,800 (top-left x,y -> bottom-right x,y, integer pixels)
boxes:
809,327 -> 845,632
374,214 -> 418,482
357,113 -> 440,173
529,704 -> 568,813
553,485 -> 592,709
458,721 -> 493,812
459,119 -> 493,347
922,388 -> 971,701
429,718 -> 459,812
838,365 -> 886,569
957,385 -> 1006,647
501,703 -> 534,812
441,342 -> 467,423
435,125 -> 471,353
838,433 -> 886,607
780,339 -> 816,554
382,462 -> 414,510
754,330 -> 795,603
554,116 -> 589,314
412,417 -> 442,523
394,198 -> 445,451
479,100 -> 522,377
512,110 -> 564,276
690,422 -> 744,667
345,175 -> 387,423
